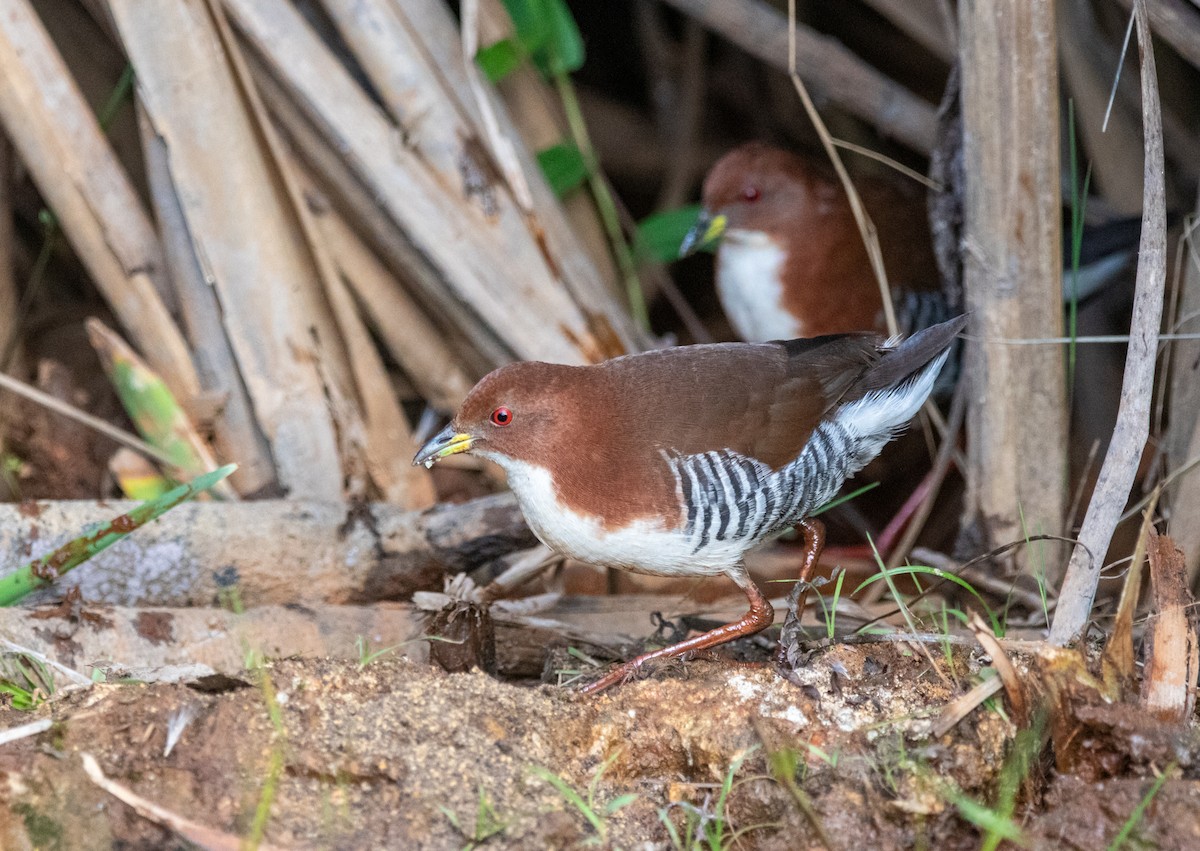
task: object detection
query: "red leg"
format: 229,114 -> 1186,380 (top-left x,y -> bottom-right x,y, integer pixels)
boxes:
581,571 -> 773,694
775,517 -> 826,667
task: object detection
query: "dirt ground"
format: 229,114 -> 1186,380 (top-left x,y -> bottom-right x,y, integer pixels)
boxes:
0,641 -> 1196,850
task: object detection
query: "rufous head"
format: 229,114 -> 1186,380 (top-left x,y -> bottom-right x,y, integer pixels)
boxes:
413,362 -> 580,470
679,143 -> 839,255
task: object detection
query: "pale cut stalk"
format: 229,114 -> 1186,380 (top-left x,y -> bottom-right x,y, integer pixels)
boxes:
225,0 -> 634,367
310,188 -> 476,412
0,0 -> 199,400
107,0 -> 348,501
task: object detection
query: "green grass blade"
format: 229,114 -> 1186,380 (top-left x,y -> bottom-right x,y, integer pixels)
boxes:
852,564 -> 1003,637
529,766 -> 603,834
812,481 -> 880,516
0,464 -> 237,605
1106,766 -> 1172,850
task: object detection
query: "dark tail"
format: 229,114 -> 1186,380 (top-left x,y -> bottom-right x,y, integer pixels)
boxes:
852,314 -> 967,396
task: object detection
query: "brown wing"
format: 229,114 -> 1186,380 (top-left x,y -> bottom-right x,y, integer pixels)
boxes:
599,335 -> 882,470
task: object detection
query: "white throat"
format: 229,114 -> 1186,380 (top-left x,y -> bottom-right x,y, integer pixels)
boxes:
717,229 -> 804,342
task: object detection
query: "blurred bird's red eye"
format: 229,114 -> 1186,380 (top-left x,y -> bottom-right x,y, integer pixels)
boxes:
490,406 -> 513,427
742,186 -> 761,202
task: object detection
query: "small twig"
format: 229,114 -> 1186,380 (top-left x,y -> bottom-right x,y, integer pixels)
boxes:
930,675 -> 1003,738
0,718 -> 52,747
82,752 -> 290,851
1065,439 -> 1101,535
830,139 -> 942,191
0,371 -> 176,467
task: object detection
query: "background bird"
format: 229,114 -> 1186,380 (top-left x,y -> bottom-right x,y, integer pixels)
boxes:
679,141 -> 944,342
681,141 -> 1142,346
415,315 -> 966,692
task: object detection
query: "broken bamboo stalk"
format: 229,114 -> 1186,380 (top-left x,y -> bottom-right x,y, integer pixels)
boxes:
0,0 -> 200,401
108,0 -> 346,501
138,104 -> 278,497
0,495 -> 535,607
1141,529 -> 1198,721
226,0 -> 637,368
959,0 -> 1067,577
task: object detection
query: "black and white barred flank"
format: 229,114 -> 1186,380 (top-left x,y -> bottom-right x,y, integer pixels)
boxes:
666,345 -> 952,555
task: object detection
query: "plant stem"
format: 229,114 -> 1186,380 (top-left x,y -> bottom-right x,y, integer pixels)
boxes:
553,73 -> 650,332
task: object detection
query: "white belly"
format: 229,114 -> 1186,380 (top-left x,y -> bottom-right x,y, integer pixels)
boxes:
716,230 -> 803,342
479,453 -> 745,577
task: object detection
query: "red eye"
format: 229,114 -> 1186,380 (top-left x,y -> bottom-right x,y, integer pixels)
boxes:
742,185 -> 761,202
490,406 -> 513,427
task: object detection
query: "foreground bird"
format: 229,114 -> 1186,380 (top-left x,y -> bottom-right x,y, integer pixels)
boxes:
414,316 -> 966,693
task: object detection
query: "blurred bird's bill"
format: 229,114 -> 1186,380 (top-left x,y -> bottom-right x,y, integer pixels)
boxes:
678,210 -> 726,256
412,425 -> 473,468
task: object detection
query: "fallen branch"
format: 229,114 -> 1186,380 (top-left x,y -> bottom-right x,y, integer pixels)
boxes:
0,495 -> 535,607
0,603 -> 423,675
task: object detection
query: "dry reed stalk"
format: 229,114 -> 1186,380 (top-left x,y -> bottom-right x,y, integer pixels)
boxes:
0,0 -> 200,400
1051,0 -> 1168,644
226,0 -> 636,369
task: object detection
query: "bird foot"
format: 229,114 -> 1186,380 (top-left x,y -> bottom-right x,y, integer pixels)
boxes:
579,657 -> 651,694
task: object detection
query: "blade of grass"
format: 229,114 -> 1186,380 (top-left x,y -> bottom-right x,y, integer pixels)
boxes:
1106,765 -> 1173,850
853,564 -> 1003,637
529,766 -> 604,835
0,464 -> 237,605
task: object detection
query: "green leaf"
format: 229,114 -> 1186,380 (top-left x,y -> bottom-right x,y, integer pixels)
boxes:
500,0 -> 583,77
501,0 -> 549,52
635,205 -> 705,263
537,143 -> 588,197
542,0 -> 585,74
476,38 -> 523,83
